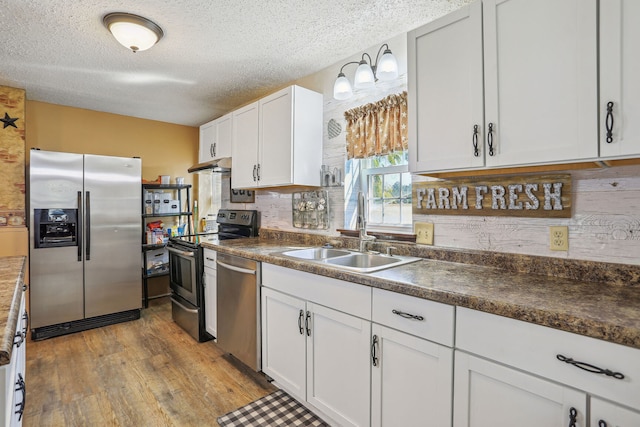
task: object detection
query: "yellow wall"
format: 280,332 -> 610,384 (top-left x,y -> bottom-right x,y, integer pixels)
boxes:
26,101 -> 198,186
21,101 -> 198,295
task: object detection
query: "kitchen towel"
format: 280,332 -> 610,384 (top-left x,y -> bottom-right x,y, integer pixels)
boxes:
217,389 -> 329,427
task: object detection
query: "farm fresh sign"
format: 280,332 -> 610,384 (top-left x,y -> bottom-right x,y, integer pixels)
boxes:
413,174 -> 571,218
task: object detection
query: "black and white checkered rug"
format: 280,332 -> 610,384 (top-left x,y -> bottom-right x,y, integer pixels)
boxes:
217,389 -> 330,426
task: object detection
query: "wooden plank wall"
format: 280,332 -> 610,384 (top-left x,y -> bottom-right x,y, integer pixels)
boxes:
0,86 -> 26,226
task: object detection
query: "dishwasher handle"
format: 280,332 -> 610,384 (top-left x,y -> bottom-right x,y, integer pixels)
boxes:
167,247 -> 195,257
170,297 -> 199,314
217,260 -> 257,275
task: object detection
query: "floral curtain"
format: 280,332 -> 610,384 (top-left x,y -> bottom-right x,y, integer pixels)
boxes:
344,91 -> 408,159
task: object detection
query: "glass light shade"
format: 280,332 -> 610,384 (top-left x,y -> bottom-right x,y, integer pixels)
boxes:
104,13 -> 163,52
108,22 -> 159,51
354,62 -> 375,89
376,50 -> 399,81
333,74 -> 353,100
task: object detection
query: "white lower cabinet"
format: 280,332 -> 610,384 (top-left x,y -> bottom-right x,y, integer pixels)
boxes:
453,351 -> 586,427
262,266 -> 640,426
456,307 -> 640,427
371,323 -> 453,427
306,303 -> 371,427
590,397 -> 640,427
371,288 -> 455,427
261,265 -> 372,427
203,249 -> 217,338
261,288 -> 306,401
261,288 -> 371,427
3,286 -> 26,427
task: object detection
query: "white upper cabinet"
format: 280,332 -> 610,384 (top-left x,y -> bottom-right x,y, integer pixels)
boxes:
409,0 -> 599,174
198,113 -> 233,163
231,102 -> 260,189
599,0 -> 640,158
408,2 -> 485,172
231,85 -> 323,189
483,0 -> 598,167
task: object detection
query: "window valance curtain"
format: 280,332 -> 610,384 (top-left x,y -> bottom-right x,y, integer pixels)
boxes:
344,91 -> 408,160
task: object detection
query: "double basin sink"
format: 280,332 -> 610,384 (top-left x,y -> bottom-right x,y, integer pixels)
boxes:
275,247 -> 421,273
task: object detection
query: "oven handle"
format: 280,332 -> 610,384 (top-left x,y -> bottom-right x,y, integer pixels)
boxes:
170,297 -> 199,314
167,247 -> 195,257
216,260 -> 257,276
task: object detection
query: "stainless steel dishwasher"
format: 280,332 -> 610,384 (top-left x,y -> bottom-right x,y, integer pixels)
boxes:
216,252 -> 261,371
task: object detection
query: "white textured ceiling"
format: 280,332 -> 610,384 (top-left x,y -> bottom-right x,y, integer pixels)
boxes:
0,0 -> 471,126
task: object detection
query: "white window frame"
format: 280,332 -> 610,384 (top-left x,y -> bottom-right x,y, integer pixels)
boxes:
359,161 -> 412,233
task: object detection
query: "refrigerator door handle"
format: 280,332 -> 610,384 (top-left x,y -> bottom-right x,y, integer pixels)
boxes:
77,191 -> 83,262
85,191 -> 91,261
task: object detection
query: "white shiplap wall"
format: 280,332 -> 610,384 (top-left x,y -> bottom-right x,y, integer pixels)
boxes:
412,165 -> 640,265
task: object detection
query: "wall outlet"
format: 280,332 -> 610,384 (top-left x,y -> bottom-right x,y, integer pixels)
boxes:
415,222 -> 434,245
549,226 -> 569,251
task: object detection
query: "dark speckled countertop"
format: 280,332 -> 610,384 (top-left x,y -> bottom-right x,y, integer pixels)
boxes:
202,235 -> 640,350
0,256 -> 26,365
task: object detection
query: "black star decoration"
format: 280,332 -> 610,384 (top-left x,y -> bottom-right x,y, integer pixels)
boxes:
1,112 -> 18,129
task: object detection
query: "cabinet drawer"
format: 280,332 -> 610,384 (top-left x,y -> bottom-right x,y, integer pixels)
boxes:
372,288 -> 454,347
456,307 -> 640,410
262,263 -> 371,320
203,248 -> 216,269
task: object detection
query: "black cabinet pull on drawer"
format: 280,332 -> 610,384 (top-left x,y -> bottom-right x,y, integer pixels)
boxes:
556,354 -> 624,380
392,309 -> 424,321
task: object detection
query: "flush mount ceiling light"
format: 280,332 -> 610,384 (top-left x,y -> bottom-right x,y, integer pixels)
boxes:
103,12 -> 164,53
333,43 -> 399,100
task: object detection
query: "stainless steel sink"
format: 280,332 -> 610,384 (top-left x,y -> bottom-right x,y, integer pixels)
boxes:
324,252 -> 421,273
275,247 -> 421,273
280,247 -> 352,260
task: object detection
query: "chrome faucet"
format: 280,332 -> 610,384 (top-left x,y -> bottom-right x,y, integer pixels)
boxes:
356,191 -> 376,252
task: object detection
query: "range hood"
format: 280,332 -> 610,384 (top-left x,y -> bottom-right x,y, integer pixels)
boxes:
188,157 -> 232,174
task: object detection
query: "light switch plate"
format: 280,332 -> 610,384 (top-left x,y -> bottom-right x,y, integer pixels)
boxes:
415,222 -> 434,245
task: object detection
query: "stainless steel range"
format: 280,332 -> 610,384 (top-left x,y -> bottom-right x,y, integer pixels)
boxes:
167,209 -> 258,343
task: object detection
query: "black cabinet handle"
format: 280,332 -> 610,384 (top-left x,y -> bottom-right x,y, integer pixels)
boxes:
13,331 -> 24,348
605,101 -> 614,143
213,142 -> 217,157
22,311 -> 28,337
487,122 -> 495,156
210,143 -> 215,157
257,164 -> 261,181
305,311 -> 311,336
598,420 -> 607,427
473,124 -> 480,157
568,407 -> 577,427
371,335 -> 379,367
556,354 -> 624,379
298,309 -> 304,335
392,309 -> 424,322
252,165 -> 257,181
15,373 -> 25,421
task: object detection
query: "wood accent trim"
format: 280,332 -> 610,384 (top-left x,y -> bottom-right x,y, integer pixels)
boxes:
336,228 -> 416,242
417,161 -> 603,179
599,158 -> 640,168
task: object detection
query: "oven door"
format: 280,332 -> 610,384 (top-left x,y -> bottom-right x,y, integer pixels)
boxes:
167,244 -> 199,306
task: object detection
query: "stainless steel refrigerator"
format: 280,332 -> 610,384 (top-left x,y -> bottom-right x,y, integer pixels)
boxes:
29,150 -> 142,339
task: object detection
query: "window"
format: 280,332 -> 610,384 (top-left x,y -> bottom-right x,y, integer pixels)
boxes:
346,151 -> 412,232
343,91 -> 410,232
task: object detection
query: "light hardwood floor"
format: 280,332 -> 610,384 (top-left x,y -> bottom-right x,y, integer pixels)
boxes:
24,298 -> 275,426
